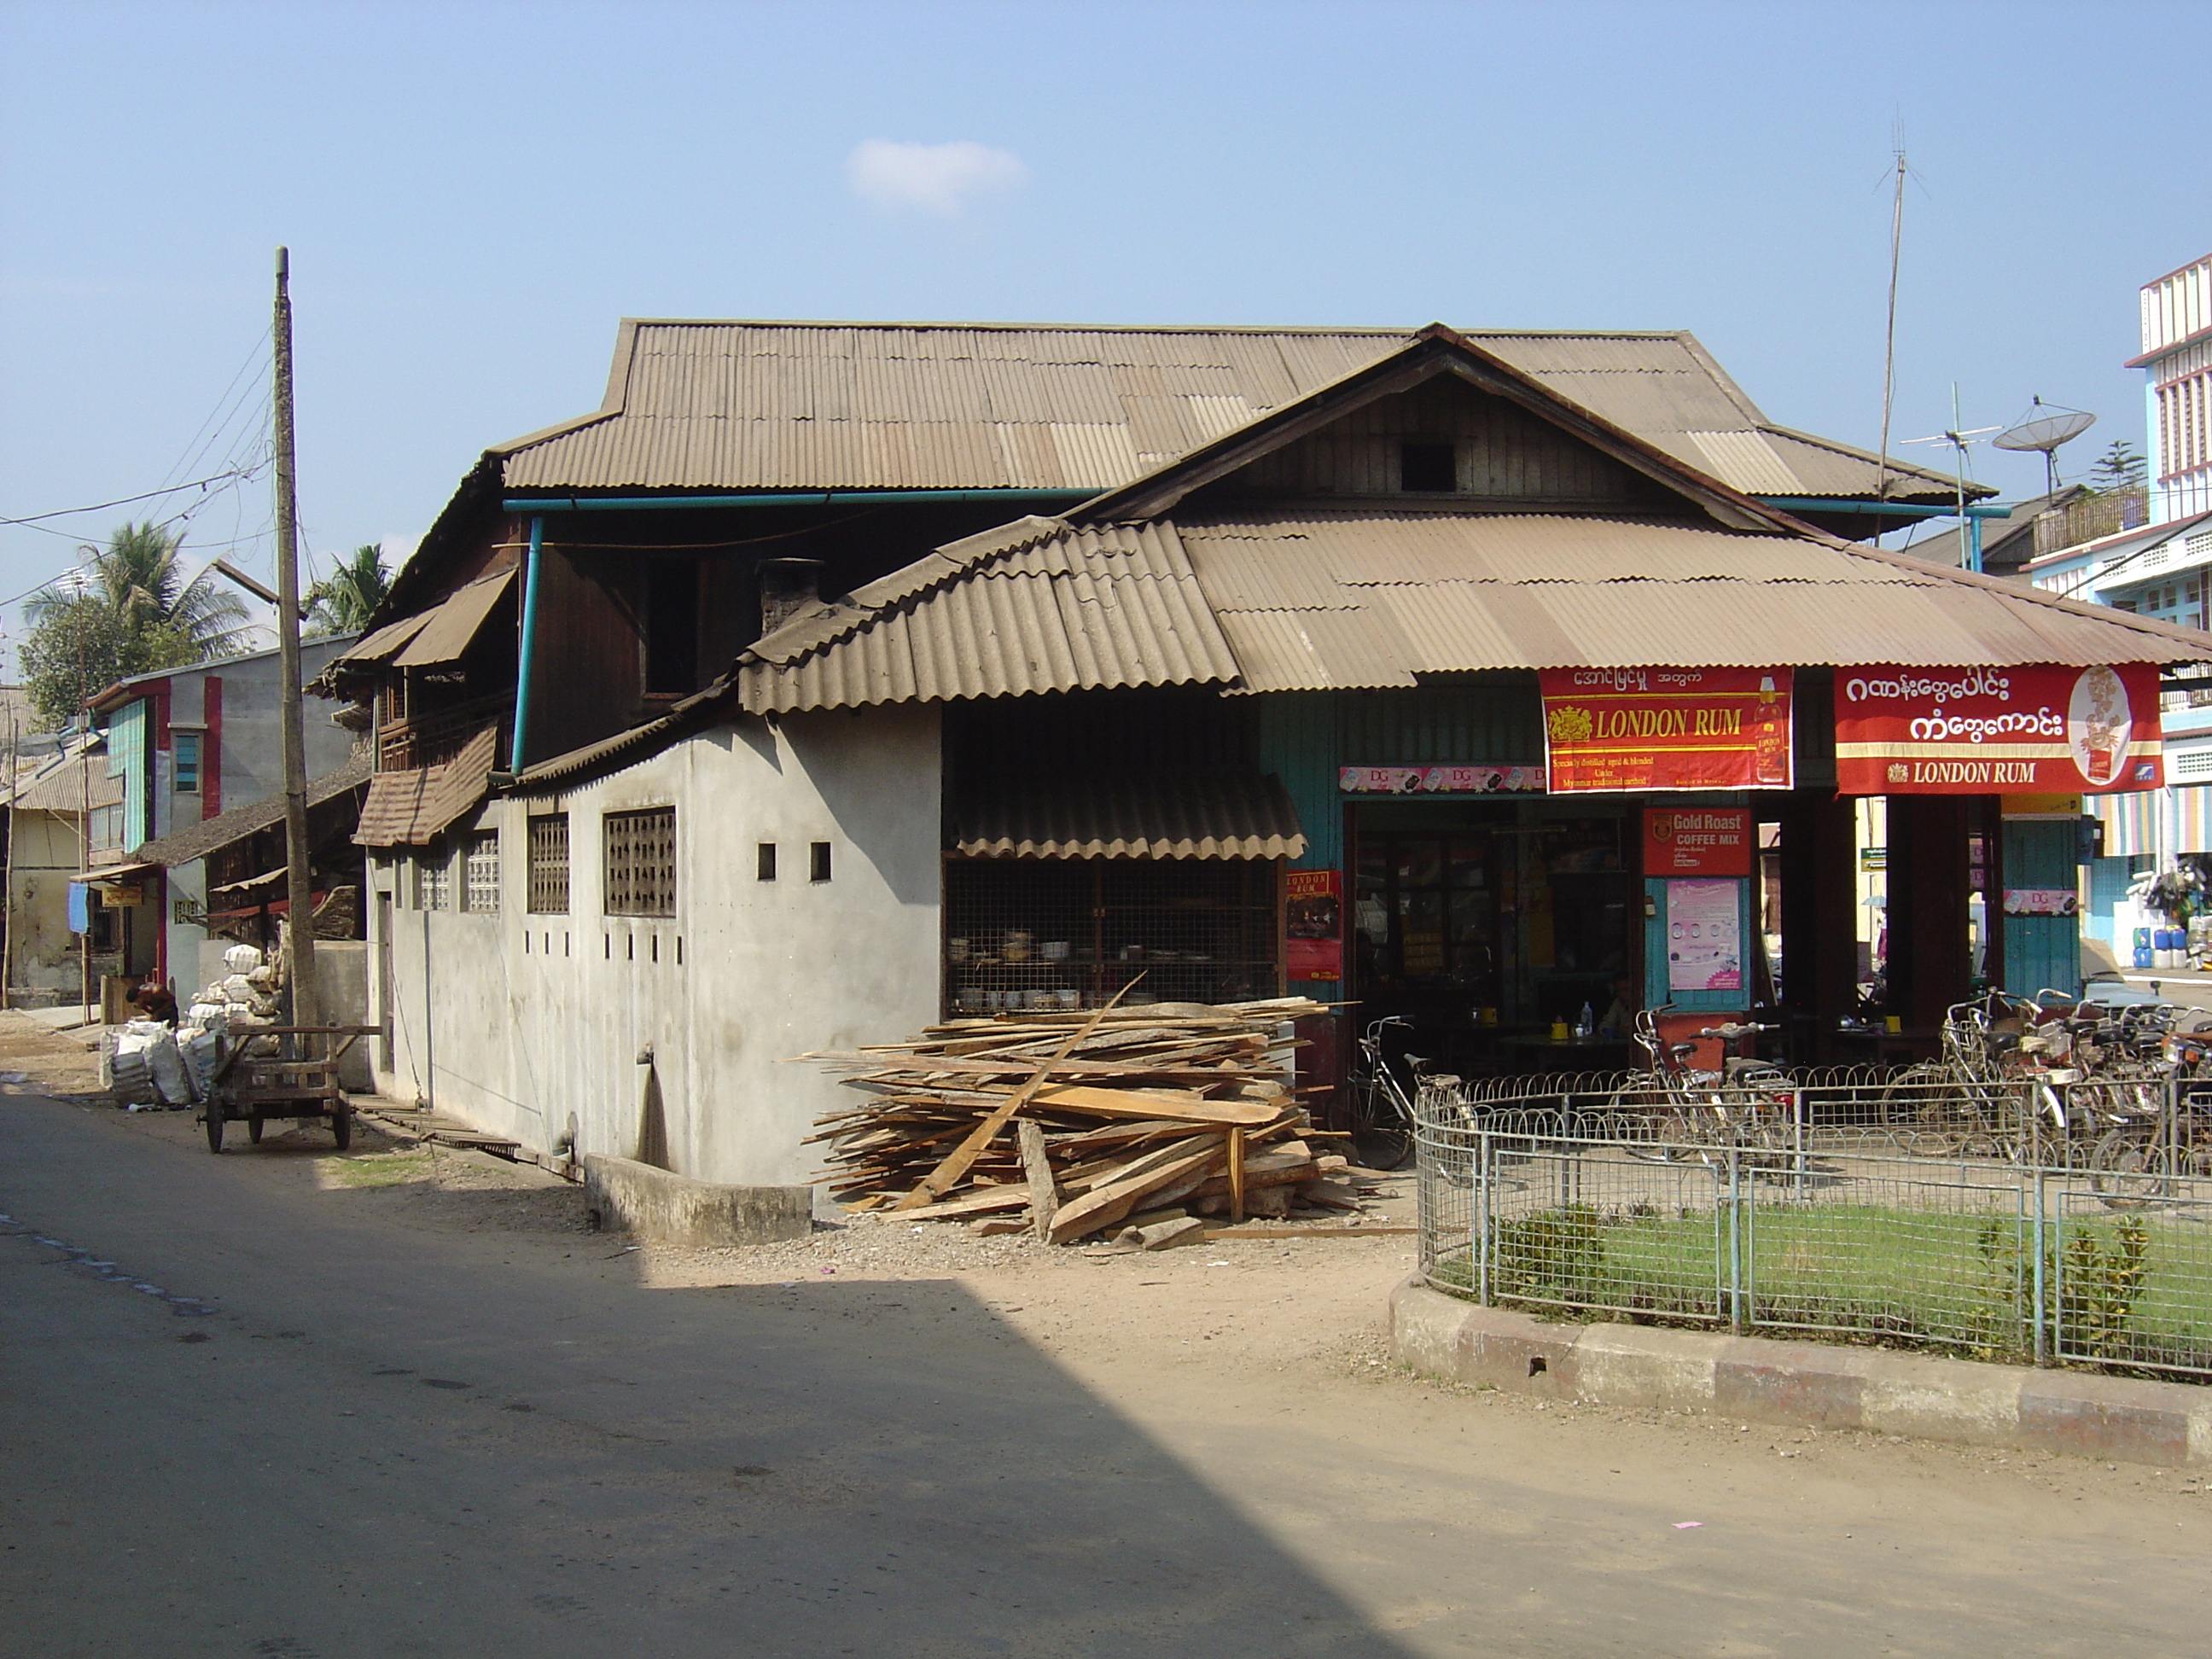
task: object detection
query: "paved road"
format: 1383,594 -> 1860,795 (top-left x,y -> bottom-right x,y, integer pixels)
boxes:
4,1089 -> 2209,1659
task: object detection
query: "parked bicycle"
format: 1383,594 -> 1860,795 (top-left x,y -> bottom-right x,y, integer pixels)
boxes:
1347,1016 -> 1427,1172
1611,1006 -> 1796,1164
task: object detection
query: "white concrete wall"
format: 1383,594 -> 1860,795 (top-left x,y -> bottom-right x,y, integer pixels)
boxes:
369,706 -> 942,1188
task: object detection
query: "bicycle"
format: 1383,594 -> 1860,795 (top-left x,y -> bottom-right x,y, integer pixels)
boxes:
1614,1007 -> 1795,1166
1346,1016 -> 1423,1173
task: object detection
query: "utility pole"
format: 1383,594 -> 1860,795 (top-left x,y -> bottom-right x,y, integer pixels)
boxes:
273,247 -> 318,1028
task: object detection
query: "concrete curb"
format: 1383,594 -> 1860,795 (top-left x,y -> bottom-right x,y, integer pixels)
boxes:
1390,1278 -> 2212,1467
580,1154 -> 812,1248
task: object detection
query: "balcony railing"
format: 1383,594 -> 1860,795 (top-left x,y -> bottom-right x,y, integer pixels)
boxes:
2033,489 -> 2151,558
377,694 -> 510,772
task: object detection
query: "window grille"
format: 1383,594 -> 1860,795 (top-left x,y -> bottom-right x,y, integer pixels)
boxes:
464,832 -> 501,912
942,858 -> 1278,1016
528,814 -> 570,913
2177,749 -> 2212,779
604,806 -> 676,917
419,847 -> 451,911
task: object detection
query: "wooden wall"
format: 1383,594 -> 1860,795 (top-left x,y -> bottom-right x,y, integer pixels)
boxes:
1223,378 -> 1668,504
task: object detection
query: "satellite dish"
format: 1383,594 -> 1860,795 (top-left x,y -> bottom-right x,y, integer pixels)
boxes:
1993,397 -> 2096,494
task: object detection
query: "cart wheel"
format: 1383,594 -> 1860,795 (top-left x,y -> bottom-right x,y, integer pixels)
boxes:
330,1106 -> 352,1151
247,1113 -> 265,1144
204,1103 -> 224,1154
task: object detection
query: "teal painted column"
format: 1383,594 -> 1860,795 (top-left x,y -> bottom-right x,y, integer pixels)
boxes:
2001,818 -> 2082,999
1258,693 -> 1341,872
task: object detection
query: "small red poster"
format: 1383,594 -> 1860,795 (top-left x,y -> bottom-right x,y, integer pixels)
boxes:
1835,664 -> 2163,795
1644,807 -> 1753,876
1284,869 -> 1342,982
1540,668 -> 1793,794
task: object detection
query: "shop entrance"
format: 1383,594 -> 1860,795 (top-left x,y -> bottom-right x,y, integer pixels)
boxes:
1349,801 -> 1636,1076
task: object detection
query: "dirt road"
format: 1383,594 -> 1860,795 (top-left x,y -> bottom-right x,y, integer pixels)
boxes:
3,1051 -> 2209,1656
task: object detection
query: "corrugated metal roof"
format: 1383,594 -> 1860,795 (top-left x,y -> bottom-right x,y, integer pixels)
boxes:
390,568 -> 515,668
136,747 -> 372,868
954,770 -> 1305,860
354,726 -> 498,848
737,520 -> 1241,713
743,508 -> 2212,711
496,321 -> 1965,502
1179,510 -> 2212,686
5,748 -> 123,813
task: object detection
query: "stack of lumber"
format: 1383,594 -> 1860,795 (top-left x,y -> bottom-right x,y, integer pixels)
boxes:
802,998 -> 1357,1243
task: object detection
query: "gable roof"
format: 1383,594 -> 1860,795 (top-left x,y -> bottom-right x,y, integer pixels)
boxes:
493,319 -> 1971,505
1066,324 -> 1814,535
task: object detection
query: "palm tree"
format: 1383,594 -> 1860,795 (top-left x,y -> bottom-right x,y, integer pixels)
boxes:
19,521 -> 253,727
306,543 -> 392,637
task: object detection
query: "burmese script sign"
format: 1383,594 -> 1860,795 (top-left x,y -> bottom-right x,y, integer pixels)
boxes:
1834,665 -> 2163,795
1540,668 -> 1794,794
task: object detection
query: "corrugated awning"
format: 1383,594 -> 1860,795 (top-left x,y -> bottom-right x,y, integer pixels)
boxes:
954,771 -> 1304,861
342,568 -> 515,671
69,860 -> 160,885
354,726 -> 499,847
393,568 -> 516,667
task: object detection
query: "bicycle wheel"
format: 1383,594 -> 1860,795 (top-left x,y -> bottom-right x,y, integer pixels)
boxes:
2090,1128 -> 2176,1200
1348,1074 -> 1416,1172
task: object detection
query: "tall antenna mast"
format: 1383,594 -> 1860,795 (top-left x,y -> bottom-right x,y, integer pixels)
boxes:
1874,140 -> 1907,526
272,247 -> 318,1029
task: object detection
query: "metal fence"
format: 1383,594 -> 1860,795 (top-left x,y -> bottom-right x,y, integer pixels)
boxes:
1416,1073 -> 2212,1382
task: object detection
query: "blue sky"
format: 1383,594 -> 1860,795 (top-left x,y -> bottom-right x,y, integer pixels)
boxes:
3,0 -> 2207,655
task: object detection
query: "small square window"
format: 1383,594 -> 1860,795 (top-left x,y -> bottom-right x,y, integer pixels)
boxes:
1400,441 -> 1456,492
810,841 -> 832,883
757,843 -> 777,882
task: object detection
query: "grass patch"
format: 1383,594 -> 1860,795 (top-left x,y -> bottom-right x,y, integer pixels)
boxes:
1436,1201 -> 2212,1373
316,1150 -> 434,1190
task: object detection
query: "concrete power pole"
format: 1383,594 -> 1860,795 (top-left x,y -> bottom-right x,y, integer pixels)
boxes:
272,247 -> 317,1028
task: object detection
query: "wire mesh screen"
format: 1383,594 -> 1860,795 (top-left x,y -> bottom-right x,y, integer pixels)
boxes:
1418,1075 -> 2212,1382
942,858 -> 1279,1016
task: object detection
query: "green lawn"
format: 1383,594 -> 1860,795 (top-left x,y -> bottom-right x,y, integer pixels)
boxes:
1435,1201 -> 2212,1374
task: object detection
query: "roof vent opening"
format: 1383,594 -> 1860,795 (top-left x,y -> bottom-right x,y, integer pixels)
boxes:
1399,441 -> 1456,493
759,558 -> 825,637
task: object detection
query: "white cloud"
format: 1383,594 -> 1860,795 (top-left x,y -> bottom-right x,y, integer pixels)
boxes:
846,140 -> 1028,217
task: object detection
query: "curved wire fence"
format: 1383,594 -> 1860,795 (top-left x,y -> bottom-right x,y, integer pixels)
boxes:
1415,1071 -> 2212,1382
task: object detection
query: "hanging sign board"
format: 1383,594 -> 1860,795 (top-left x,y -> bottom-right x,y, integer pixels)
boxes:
1644,807 -> 1753,876
1540,668 -> 1793,794
1284,869 -> 1342,982
1835,665 -> 2163,795
2004,888 -> 2080,917
1337,765 -> 1546,795
1664,878 -> 1743,992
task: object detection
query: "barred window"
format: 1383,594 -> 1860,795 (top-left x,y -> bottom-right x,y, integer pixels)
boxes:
528,814 -> 570,914
418,847 -> 451,911
603,806 -> 676,917
463,832 -> 501,913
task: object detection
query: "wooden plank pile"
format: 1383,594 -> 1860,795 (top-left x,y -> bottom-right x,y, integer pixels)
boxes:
801,998 -> 1360,1244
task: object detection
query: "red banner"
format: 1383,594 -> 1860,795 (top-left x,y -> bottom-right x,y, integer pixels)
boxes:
1284,869 -> 1342,982
1540,668 -> 1793,794
1644,807 -> 1753,876
1835,665 -> 2163,795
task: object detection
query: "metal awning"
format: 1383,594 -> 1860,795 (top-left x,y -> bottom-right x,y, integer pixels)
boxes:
211,867 -> 287,897
69,860 -> 160,886
353,726 -> 499,848
345,568 -> 516,670
954,771 -> 1305,861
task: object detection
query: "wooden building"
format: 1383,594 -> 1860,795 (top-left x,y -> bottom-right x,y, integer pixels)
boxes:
323,320 -> 2212,1189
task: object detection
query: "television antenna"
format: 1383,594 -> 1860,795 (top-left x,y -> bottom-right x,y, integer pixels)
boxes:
1906,386 -> 1999,569
1993,395 -> 2096,497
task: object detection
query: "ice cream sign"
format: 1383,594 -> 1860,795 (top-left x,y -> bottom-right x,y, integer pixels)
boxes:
1833,665 -> 2162,795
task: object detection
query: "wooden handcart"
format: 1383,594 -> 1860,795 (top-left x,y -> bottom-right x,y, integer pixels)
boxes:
201,1025 -> 381,1154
